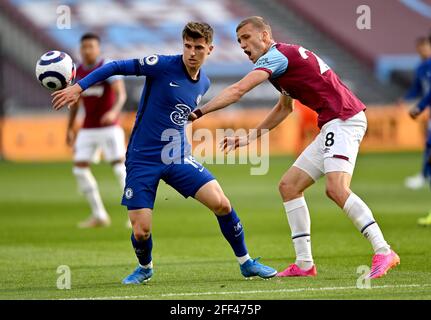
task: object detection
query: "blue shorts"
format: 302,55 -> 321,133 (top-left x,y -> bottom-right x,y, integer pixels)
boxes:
121,155 -> 215,210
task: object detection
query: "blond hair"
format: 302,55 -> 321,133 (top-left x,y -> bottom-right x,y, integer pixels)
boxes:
236,16 -> 272,37
182,22 -> 214,44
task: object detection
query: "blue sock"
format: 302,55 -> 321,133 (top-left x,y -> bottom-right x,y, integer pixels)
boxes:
216,208 -> 248,258
131,233 -> 153,267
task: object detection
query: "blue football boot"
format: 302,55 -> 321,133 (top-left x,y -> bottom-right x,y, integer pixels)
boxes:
240,257 -> 277,279
122,265 -> 153,284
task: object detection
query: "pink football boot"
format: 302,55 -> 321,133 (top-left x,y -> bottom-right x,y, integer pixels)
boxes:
367,250 -> 400,279
276,264 -> 317,277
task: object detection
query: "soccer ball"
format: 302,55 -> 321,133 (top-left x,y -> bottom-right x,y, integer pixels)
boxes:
35,51 -> 76,91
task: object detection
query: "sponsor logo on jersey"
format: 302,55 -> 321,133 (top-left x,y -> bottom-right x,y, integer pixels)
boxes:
139,58 -> 145,66
169,81 -> 180,87
145,55 -> 159,66
196,94 -> 202,105
256,57 -> 269,67
124,188 -> 134,199
170,104 -> 192,126
81,85 -> 104,97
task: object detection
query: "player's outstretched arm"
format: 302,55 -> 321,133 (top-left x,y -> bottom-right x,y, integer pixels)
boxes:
189,70 -> 269,121
52,83 -> 83,110
221,94 -> 294,152
52,60 -> 139,110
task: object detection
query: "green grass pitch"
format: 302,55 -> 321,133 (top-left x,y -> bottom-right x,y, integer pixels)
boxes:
0,153 -> 430,300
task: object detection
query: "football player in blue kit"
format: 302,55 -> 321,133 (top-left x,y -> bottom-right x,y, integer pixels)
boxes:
52,22 -> 277,284
404,36 -> 431,226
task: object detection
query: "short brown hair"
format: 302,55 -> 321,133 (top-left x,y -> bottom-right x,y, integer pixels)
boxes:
182,22 -> 214,44
236,16 -> 272,37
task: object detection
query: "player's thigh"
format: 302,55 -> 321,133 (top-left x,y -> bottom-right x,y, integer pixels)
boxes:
322,111 -> 367,176
291,133 -> 325,183
74,129 -> 100,163
121,160 -> 163,211
162,155 -> 218,204
101,126 -> 126,162
279,166 -> 315,201
128,208 -> 152,239
194,180 -> 231,214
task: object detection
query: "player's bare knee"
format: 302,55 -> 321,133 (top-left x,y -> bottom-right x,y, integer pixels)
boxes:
278,179 -> 301,200
133,226 -> 151,241
213,196 -> 232,215
325,184 -> 347,205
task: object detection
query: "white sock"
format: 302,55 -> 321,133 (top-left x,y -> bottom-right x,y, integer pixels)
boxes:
140,261 -> 153,269
284,197 -> 314,270
343,193 -> 390,254
112,162 -> 126,190
73,167 -> 108,220
237,254 -> 251,265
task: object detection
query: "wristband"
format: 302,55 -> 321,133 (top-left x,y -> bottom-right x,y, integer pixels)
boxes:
194,108 -> 203,119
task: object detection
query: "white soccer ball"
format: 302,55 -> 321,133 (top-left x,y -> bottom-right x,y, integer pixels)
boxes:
35,50 -> 76,91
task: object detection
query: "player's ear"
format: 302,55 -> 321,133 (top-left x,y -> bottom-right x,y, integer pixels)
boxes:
208,45 -> 214,55
262,30 -> 269,41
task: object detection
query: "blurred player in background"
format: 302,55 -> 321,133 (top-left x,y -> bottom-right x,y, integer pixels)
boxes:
402,37 -> 431,192
190,16 -> 399,279
52,22 -> 277,284
404,36 -> 431,226
67,33 -> 128,228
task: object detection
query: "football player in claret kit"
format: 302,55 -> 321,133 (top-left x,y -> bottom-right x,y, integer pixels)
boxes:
67,33 -> 128,229
189,16 -> 400,279
52,22 -> 277,284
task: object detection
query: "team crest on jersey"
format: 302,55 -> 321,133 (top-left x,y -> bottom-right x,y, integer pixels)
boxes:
124,188 -> 133,199
145,55 -> 159,66
170,104 -> 191,126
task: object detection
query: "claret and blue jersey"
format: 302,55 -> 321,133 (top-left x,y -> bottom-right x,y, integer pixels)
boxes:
77,54 -> 214,209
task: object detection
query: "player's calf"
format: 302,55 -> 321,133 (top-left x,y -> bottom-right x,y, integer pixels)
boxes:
123,208 -> 154,284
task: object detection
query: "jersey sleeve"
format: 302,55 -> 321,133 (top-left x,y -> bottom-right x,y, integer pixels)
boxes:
103,59 -> 123,83
253,48 -> 288,79
77,55 -> 169,90
133,54 -> 170,78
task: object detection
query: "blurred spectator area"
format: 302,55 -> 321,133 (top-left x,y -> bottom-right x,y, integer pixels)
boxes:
1,0 -> 429,114
277,0 -> 431,83
10,0 -> 256,76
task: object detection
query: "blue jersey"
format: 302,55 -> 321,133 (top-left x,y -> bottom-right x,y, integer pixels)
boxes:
77,54 -> 210,162
405,58 -> 431,114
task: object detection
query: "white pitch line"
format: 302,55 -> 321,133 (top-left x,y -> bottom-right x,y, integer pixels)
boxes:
62,283 -> 431,300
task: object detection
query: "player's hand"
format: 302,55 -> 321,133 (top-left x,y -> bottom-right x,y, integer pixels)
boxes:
100,110 -> 118,126
220,135 -> 250,153
409,107 -> 421,120
66,129 -> 76,147
52,83 -> 83,110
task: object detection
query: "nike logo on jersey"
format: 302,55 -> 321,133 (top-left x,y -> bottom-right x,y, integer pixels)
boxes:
169,81 -> 180,87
